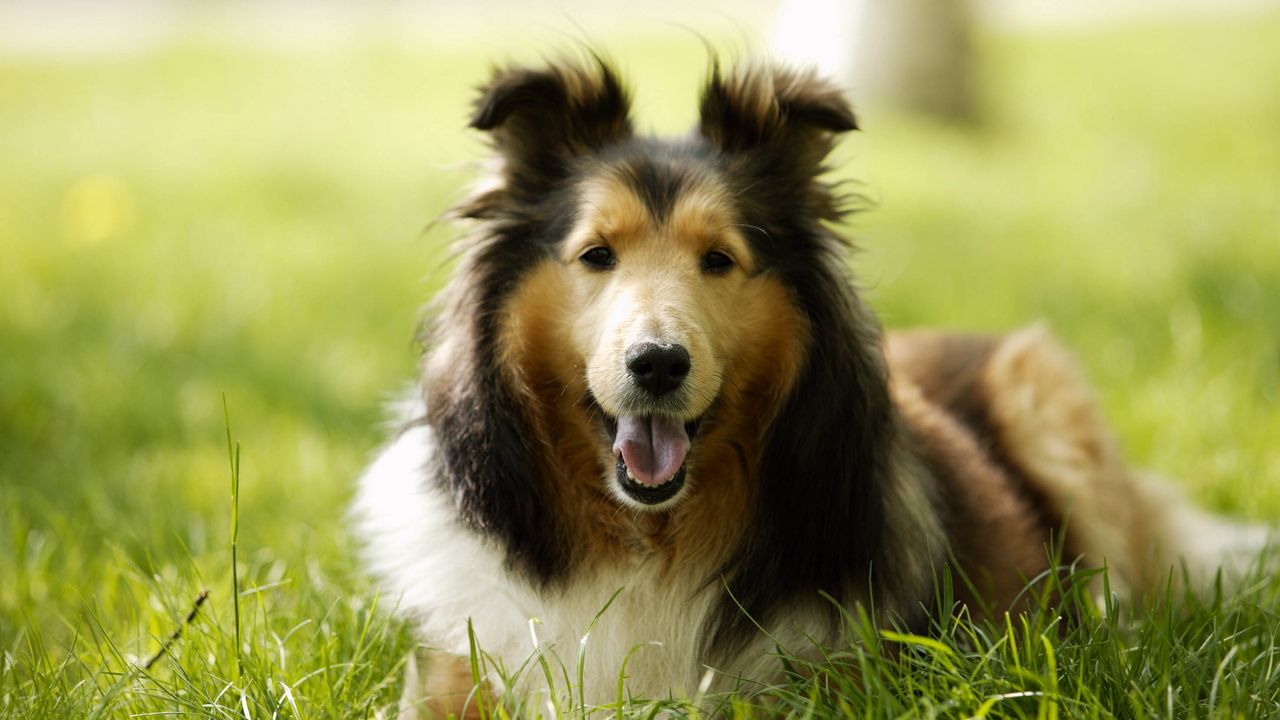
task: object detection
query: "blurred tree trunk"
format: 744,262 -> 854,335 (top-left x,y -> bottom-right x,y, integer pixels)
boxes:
772,0 -> 975,122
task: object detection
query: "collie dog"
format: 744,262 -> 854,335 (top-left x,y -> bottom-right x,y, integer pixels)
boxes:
354,56 -> 1265,715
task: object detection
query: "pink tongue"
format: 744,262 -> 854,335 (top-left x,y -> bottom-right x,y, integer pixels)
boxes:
611,415 -> 690,486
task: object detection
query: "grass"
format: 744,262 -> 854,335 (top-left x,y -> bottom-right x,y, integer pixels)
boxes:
2,12 -> 1279,718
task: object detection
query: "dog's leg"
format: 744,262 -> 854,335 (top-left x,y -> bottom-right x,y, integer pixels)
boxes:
982,324 -> 1271,600
396,647 -> 487,720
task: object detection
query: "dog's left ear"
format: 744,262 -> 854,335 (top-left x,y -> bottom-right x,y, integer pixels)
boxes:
698,61 -> 855,219
470,57 -> 633,198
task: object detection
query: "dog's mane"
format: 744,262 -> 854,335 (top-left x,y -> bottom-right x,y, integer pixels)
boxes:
422,55 -> 909,657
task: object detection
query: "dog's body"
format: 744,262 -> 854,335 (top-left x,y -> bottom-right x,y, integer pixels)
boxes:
354,57 -> 1265,714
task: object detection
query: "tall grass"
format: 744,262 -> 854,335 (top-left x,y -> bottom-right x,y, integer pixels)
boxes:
225,395 -> 244,681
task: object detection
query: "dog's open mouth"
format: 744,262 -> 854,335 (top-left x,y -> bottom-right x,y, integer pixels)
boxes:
602,413 -> 701,505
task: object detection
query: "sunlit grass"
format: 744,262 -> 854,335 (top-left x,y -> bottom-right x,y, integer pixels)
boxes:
2,13 -> 1279,718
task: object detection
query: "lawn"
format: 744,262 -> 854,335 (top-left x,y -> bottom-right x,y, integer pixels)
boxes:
2,12 -> 1279,718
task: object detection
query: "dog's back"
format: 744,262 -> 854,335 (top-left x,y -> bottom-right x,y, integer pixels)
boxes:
889,325 -> 1269,604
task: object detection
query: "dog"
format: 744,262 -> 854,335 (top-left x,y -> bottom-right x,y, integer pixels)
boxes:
353,55 -> 1267,716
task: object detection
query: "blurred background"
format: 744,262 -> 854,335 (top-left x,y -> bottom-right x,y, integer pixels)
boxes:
1,0 -> 1278,712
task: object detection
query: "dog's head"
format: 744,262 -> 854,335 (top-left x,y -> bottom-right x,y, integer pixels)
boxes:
442,56 -> 862,512
428,57 -> 893,613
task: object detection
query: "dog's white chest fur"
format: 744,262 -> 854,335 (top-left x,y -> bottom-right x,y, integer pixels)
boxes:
352,412 -> 773,703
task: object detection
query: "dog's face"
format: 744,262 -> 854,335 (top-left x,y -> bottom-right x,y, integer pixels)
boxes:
560,162 -> 791,508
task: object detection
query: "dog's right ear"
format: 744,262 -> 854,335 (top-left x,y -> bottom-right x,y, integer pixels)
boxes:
697,60 -> 855,222
470,58 -> 633,197
698,59 -> 856,160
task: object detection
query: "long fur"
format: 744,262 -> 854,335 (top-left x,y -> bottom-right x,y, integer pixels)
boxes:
354,55 -> 1267,715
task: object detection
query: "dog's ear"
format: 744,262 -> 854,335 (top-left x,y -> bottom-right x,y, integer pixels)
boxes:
698,61 -> 855,220
470,57 -> 633,197
698,60 -> 856,149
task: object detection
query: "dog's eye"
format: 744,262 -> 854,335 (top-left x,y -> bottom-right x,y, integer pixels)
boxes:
579,246 -> 617,270
700,251 -> 735,274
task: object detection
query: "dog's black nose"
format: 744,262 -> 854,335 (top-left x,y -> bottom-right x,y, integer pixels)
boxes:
626,343 -> 691,397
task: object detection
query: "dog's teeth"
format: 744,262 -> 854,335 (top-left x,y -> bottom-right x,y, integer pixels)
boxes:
625,468 -> 675,487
